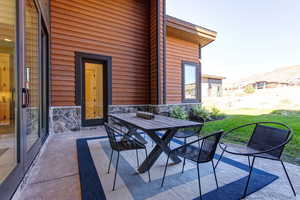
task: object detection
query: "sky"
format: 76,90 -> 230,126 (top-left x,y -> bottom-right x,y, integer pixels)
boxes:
167,0 -> 300,81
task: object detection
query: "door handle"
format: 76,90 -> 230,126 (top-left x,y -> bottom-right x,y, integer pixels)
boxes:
26,88 -> 30,107
22,88 -> 30,108
22,88 -> 27,108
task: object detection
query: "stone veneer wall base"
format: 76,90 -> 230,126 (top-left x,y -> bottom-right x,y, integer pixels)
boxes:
49,103 -> 201,134
49,106 -> 81,134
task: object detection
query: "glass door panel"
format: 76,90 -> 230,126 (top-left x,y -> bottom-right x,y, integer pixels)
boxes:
84,63 -> 104,120
0,0 -> 17,184
24,0 -> 40,151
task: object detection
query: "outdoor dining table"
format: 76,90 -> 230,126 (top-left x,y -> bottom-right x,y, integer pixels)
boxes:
109,113 -> 202,173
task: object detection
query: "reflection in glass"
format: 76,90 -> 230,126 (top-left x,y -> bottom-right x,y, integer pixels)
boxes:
184,64 -> 197,99
25,0 -> 40,151
85,63 -> 104,120
0,0 -> 17,184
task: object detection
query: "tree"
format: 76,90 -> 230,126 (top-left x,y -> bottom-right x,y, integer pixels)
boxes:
244,85 -> 255,94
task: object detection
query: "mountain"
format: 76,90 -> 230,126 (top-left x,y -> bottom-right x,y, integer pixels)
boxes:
227,65 -> 300,88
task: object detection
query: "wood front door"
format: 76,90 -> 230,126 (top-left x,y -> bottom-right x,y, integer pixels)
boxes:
75,52 -> 112,126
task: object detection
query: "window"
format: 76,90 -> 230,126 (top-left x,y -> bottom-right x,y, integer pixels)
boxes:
182,61 -> 200,102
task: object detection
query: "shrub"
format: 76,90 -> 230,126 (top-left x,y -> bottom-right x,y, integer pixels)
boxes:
170,106 -> 188,120
211,107 -> 221,116
191,105 -> 212,121
244,85 -> 255,94
271,109 -> 300,116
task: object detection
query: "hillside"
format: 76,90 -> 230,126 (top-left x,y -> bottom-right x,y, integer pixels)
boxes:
228,65 -> 300,87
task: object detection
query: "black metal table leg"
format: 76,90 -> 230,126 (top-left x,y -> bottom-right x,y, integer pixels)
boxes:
138,128 -> 181,173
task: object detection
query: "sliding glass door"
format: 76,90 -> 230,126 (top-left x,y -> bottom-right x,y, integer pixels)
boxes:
0,1 -> 23,199
24,0 -> 40,152
0,0 -> 49,199
0,0 -> 18,185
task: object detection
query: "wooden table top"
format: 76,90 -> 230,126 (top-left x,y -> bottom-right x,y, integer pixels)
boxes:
109,113 -> 202,131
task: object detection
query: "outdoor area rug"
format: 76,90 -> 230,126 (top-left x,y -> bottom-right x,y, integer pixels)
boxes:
77,135 -> 278,200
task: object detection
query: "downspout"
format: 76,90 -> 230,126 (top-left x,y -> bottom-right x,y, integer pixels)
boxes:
199,45 -> 202,103
157,0 -> 161,104
162,0 -> 167,104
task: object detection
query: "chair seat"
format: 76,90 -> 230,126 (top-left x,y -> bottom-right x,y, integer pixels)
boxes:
223,144 -> 279,160
246,146 -> 279,160
174,130 -> 198,138
113,139 -> 145,151
172,145 -> 210,163
255,152 -> 278,160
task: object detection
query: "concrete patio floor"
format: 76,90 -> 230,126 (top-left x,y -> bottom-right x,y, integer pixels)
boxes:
12,127 -> 300,200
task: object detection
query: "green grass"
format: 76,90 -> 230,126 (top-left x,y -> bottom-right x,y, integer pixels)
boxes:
202,111 -> 300,164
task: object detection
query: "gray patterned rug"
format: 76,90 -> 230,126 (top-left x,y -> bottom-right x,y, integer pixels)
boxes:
77,135 -> 278,200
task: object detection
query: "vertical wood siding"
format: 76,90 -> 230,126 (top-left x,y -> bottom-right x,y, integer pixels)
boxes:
159,0 -> 165,104
51,0 -> 150,106
150,0 -> 158,104
149,0 -> 165,104
166,36 -> 199,104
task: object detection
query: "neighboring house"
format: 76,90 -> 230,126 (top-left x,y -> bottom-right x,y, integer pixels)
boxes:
0,1 -> 216,199
251,81 -> 289,89
202,74 -> 225,97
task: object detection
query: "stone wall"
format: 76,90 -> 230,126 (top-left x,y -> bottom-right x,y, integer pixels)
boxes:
49,106 -> 81,134
49,103 -> 201,134
108,105 -> 149,114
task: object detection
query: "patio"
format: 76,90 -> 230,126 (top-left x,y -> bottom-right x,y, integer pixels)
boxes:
12,126 -> 300,200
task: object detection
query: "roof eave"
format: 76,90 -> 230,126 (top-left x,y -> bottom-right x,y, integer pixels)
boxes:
166,15 -> 217,47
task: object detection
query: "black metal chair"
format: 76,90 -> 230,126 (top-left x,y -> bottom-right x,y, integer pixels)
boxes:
173,115 -> 205,172
104,123 -> 151,191
216,122 -> 296,198
110,116 -> 128,132
161,130 -> 224,200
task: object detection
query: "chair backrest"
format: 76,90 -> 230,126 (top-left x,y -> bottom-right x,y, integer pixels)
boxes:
104,123 -> 120,150
190,115 -> 205,123
198,130 -> 223,162
110,117 -> 127,129
190,115 -> 205,133
247,123 -> 291,158
158,112 -> 169,117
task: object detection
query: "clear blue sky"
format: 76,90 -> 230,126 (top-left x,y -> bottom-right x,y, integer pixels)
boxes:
167,0 -> 300,81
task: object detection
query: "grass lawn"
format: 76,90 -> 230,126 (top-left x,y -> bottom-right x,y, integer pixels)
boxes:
202,110 -> 300,164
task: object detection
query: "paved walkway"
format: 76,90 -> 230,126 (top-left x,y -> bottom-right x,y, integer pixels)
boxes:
12,127 -> 300,200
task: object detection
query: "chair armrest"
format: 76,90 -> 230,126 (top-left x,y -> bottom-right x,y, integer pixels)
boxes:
171,138 -> 202,152
172,130 -> 224,152
222,123 -> 257,138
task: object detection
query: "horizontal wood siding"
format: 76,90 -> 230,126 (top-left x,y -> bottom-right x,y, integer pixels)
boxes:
50,0 -> 150,106
166,36 -> 199,103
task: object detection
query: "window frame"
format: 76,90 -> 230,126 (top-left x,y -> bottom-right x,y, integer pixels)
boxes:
181,61 -> 200,103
